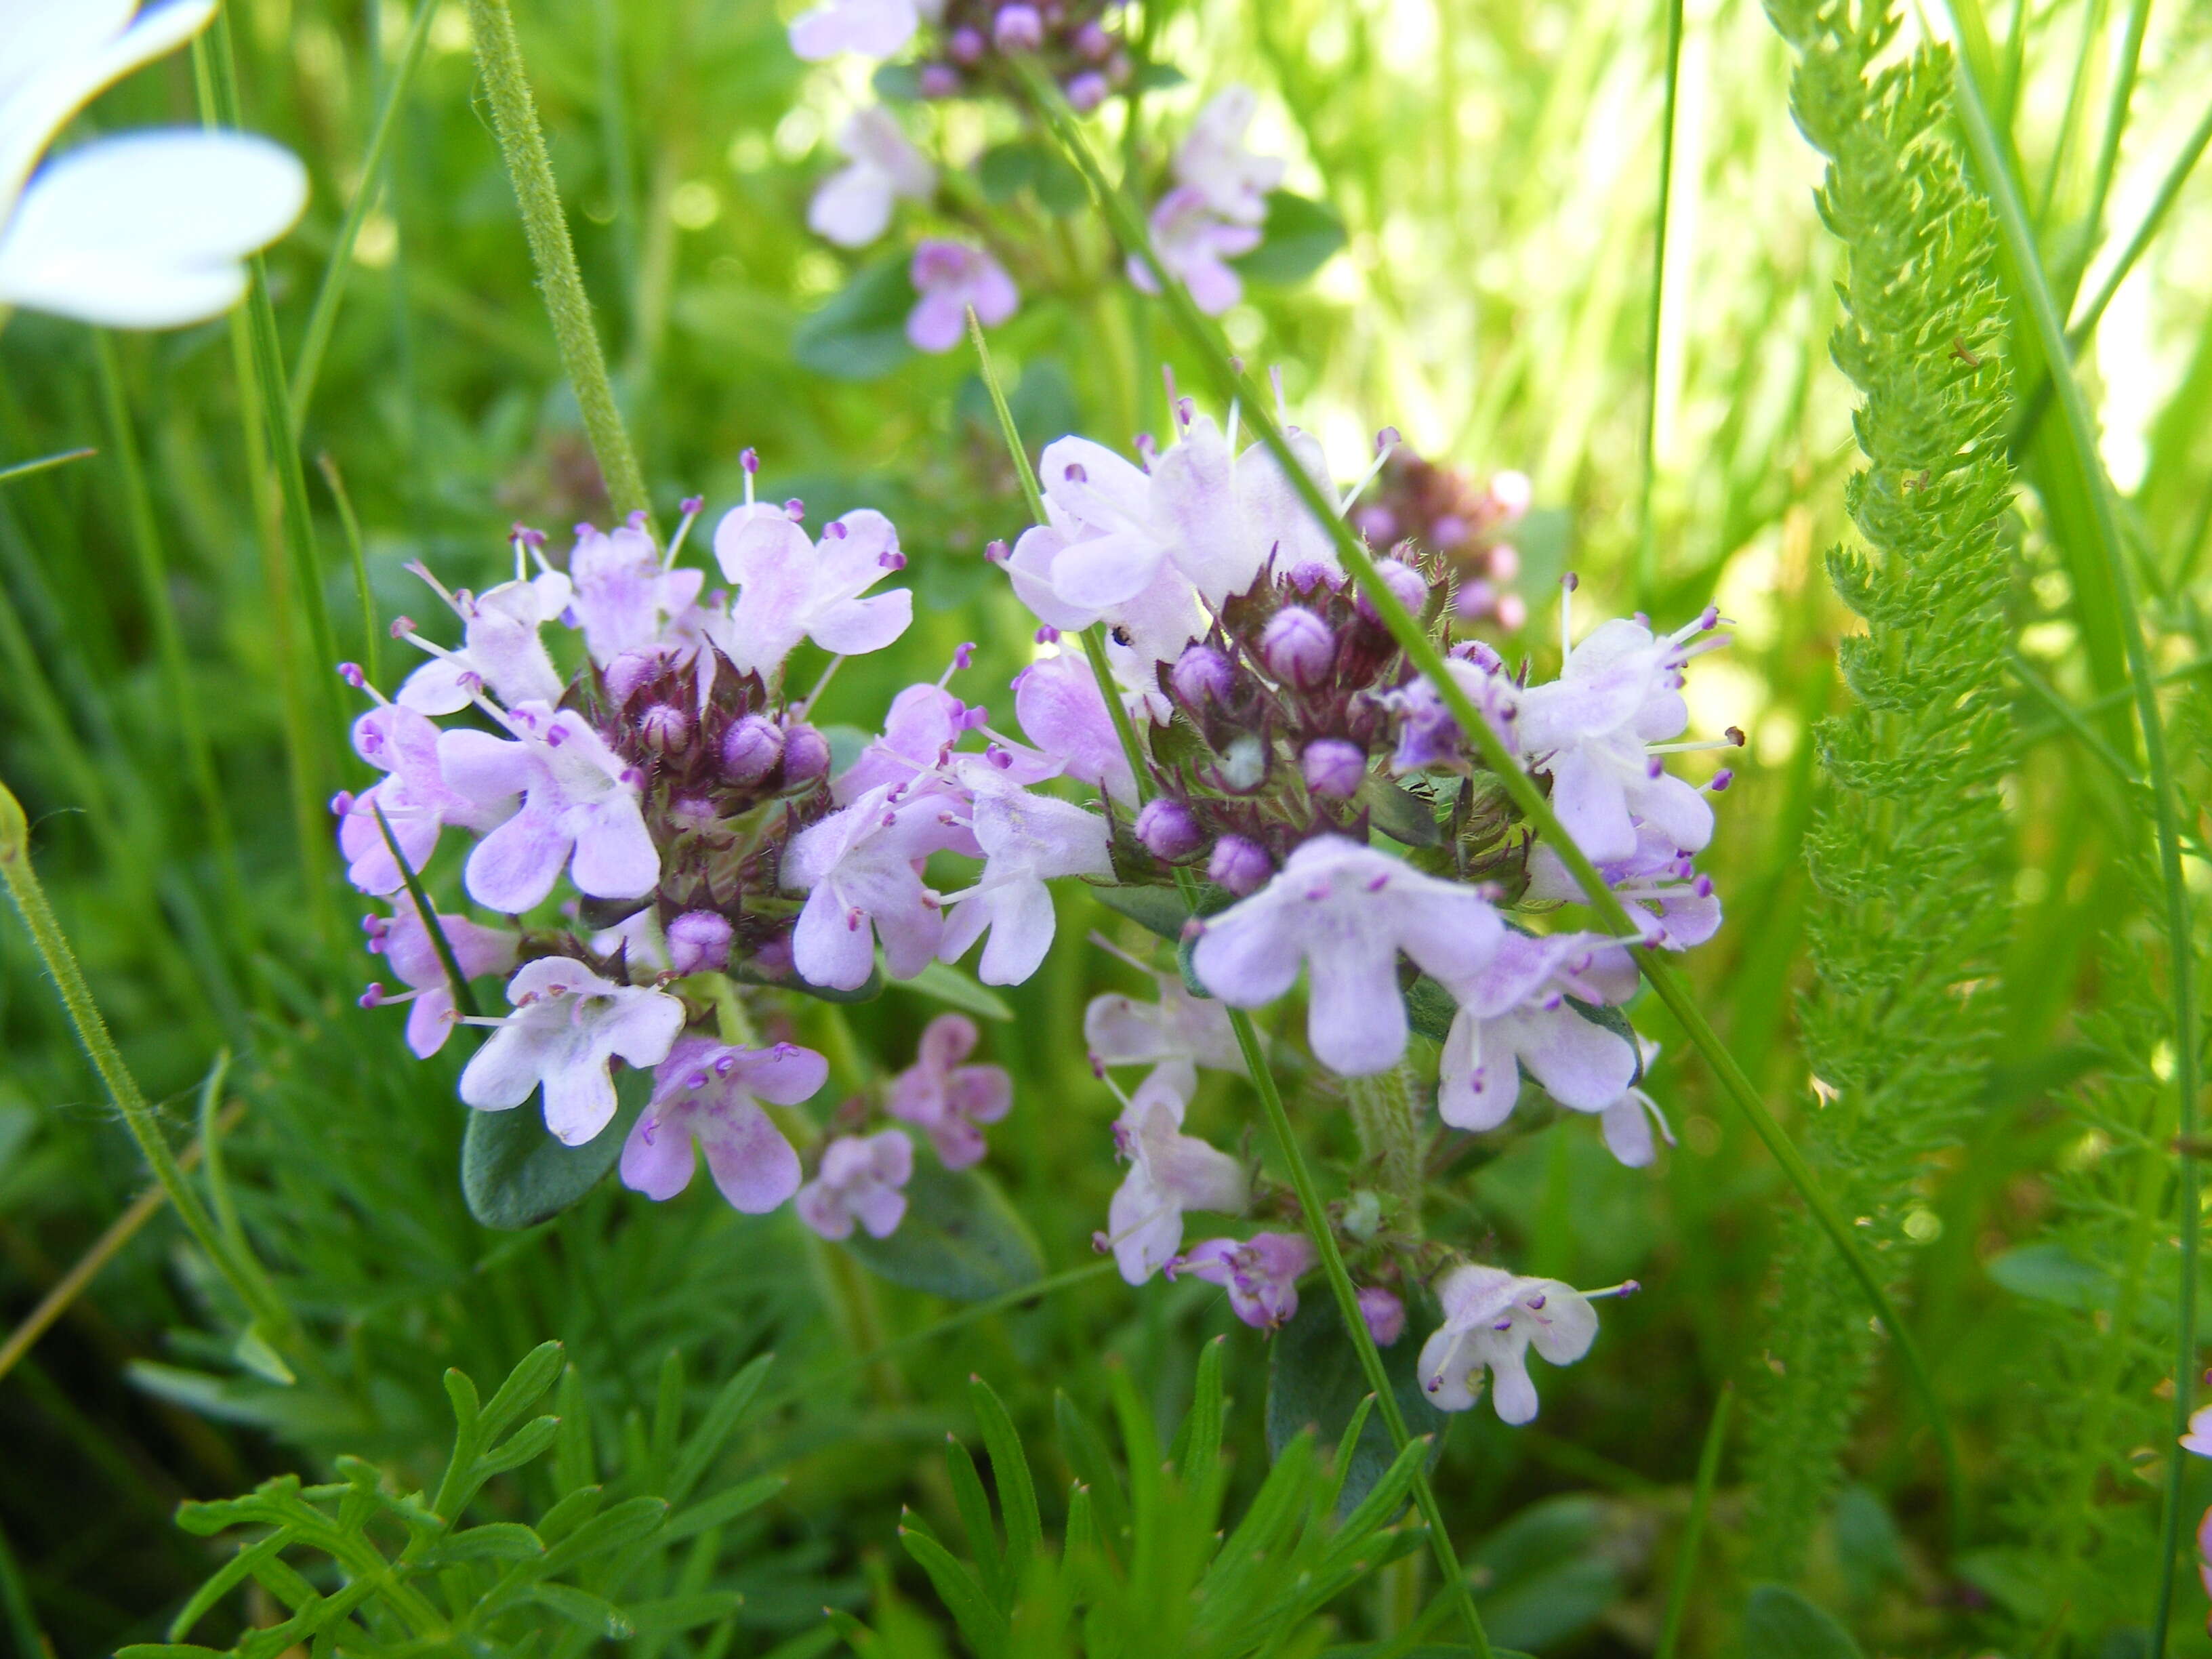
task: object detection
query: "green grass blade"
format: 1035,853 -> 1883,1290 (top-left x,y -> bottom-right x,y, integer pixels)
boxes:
1654,1381 -> 1732,1659
0,448 -> 94,487
1634,0 -> 1685,607
1948,47 -> 2201,1653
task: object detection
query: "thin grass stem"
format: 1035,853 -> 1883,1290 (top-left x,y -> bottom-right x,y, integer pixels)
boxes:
2069,94 -> 2212,346
464,0 -> 655,531
1654,1380 -> 1732,1659
0,448 -> 95,487
1021,57 -> 1967,1544
1949,53 -> 2201,1653
1634,0 -> 1685,609
317,451 -> 379,683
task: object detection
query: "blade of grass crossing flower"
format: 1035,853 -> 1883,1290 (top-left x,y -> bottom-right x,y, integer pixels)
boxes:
1948,52 -> 2200,1652
465,0 -> 655,533
0,448 -> 94,487
371,802 -> 479,1021
968,283 -> 1494,1656
1633,0 -> 1685,609
317,452 -> 379,684
0,779 -> 295,1353
1019,58 -> 1967,1542
966,309 -> 1049,526
1654,1381 -> 1732,1659
289,0 -> 440,436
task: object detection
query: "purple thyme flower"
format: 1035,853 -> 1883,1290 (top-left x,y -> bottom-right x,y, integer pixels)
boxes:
1169,86 -> 1282,224
396,571 -> 570,715
620,1036 -> 827,1212
937,768 -> 1113,985
1358,1286 -> 1407,1347
1188,835 -> 1505,1076
458,956 -> 686,1145
886,1013 -> 1011,1169
796,1130 -> 914,1240
1097,1073 -> 1249,1284
437,701 -> 659,914
907,238 -> 1018,352
1169,1231 -> 1315,1330
1417,1264 -> 1599,1423
338,701 -> 504,895
1524,823 -> 1723,950
709,503 -> 915,676
1084,969 -> 1240,1099
809,106 -> 934,247
784,782 -> 970,989
567,519 -> 703,667
1127,186 -> 1259,316
1012,649 -> 1150,806
1433,928 -> 1641,1132
361,895 -> 518,1058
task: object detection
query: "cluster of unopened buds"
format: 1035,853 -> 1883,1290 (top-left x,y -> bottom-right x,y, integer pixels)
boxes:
339,451 -> 1078,1240
795,0 -> 1290,342
999,387 -> 1735,1422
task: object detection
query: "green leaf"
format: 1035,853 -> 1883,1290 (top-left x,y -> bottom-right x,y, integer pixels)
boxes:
1361,777 -> 1443,847
1738,1584 -> 1863,1658
792,256 -> 916,381
1986,1242 -> 2113,1309
891,958 -> 1015,1021
1265,1293 -> 1444,1515
527,1583 -> 634,1639
844,1158 -> 1044,1301
232,1322 -> 295,1386
821,722 -> 872,776
1404,976 -> 1456,1044
419,1523 -> 544,1565
900,1523 -> 1008,1659
664,1474 -> 784,1544
1229,192 -> 1347,286
1086,880 -> 1193,941
461,1066 -> 648,1230
478,1341 -> 565,1442
976,142 -> 1086,213
1471,1495 -> 1620,1652
624,1593 -> 743,1635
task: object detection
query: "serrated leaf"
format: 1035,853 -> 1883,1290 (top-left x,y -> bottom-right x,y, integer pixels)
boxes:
792,255 -> 915,381
892,958 -> 1015,1021
1739,1584 -> 1864,1658
1265,1294 -> 1444,1515
844,1158 -> 1044,1301
1230,192 -> 1347,286
462,1067 -> 647,1230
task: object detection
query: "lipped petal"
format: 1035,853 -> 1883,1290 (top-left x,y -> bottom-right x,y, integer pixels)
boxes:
541,1055 -> 619,1146
808,589 -> 913,656
1303,936 -> 1410,1076
464,804 -> 571,914
621,1108 -> 699,1201
1512,1004 -> 1639,1112
564,796 -> 660,900
697,1101 -> 804,1213
808,162 -> 895,247
458,1022 -> 549,1112
1547,746 -> 1636,863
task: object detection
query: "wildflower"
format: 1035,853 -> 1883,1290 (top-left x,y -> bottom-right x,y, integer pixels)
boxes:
938,771 -> 1113,985
1084,969 -> 1240,1098
1514,606 -> 1729,863
396,572 -> 572,715
796,1130 -> 914,1240
886,1013 -> 1010,1168
1433,929 -> 1641,1131
567,520 -> 703,666
0,1 -> 306,328
1188,835 -> 1504,1076
1593,1044 -> 1676,1169
1012,650 -> 1152,806
1525,825 -> 1722,949
1169,87 -> 1283,224
665,910 -> 735,976
338,702 -> 501,896
907,239 -> 1018,352
787,0 -> 919,61
710,505 -> 915,676
808,106 -> 935,247
438,702 -> 659,914
1005,516 -> 1206,668
1385,648 -> 1519,773
1097,1073 -> 1249,1284
619,1038 -> 826,1212
1169,1231 -> 1315,1330
784,783 -> 966,989
1358,1286 -> 1407,1346
1417,1264 -> 1599,1423
1128,187 -> 1259,316
361,897 -> 518,1059
458,957 -> 687,1145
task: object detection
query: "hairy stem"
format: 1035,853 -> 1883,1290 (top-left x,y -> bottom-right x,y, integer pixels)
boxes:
466,0 -> 654,531
1345,1066 -> 1423,1226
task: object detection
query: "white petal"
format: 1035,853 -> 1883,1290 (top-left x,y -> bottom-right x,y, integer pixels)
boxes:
0,130 -> 306,327
0,0 -> 212,207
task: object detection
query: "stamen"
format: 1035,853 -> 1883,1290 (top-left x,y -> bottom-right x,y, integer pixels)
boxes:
663,495 -> 706,569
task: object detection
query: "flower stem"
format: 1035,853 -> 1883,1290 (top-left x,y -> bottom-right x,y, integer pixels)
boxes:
1345,1066 -> 1423,1227
465,0 -> 654,531
0,780 -> 295,1351
1021,53 -> 1964,1542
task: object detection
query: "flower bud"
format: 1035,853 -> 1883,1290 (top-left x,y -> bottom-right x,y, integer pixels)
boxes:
994,3 -> 1044,49
603,649 -> 662,703
1357,1286 -> 1406,1347
1134,798 -> 1204,862
918,62 -> 961,96
666,910 -> 734,975
1301,738 -> 1366,800
1208,834 -> 1271,896
1259,606 -> 1334,689
947,25 -> 986,62
1355,558 -> 1432,625
1065,70 -> 1109,112
1170,642 -> 1235,710
1076,20 -> 1113,58
638,702 -> 691,754
721,714 -> 784,785
780,723 -> 832,785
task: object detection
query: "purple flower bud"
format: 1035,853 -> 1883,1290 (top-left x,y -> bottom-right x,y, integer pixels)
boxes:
602,649 -> 661,703
1357,1286 -> 1406,1347
947,24 -> 986,61
638,702 -> 692,753
1135,798 -> 1204,862
1208,834 -> 1271,896
1065,70 -> 1109,111
666,910 -> 734,975
721,713 -> 785,784
1259,607 -> 1335,689
1301,738 -> 1366,800
1076,20 -> 1113,58
1285,559 -> 1340,594
918,62 -> 962,97
1355,558 -> 1432,624
781,723 -> 832,784
1170,642 -> 1236,710
994,3 -> 1044,49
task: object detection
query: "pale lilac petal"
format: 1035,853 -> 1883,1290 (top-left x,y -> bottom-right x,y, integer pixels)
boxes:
851,1182 -> 907,1238
697,1102 -> 804,1213
973,880 -> 1057,986
465,805 -> 570,913
1485,1340 -> 1540,1425
542,1057 -> 620,1146
1548,747 -> 1636,863
459,1023 -> 548,1111
794,886 -> 878,990
565,796 -> 661,899
1303,938 -> 1409,1076
1437,1007 -> 1518,1132
787,0 -> 918,58
1048,529 -> 1170,611
731,1044 -> 832,1106
1601,1092 -> 1661,1168
1513,1006 -> 1639,1112
1630,770 -> 1715,855
807,588 -> 913,655
621,1109 -> 699,1201
1523,1285 -> 1599,1365
906,289 -> 968,352
1189,905 -> 1303,1007
404,988 -> 457,1059
809,163 -> 896,246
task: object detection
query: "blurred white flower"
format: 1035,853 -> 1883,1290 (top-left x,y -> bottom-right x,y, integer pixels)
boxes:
808,107 -> 933,248
0,0 -> 308,328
